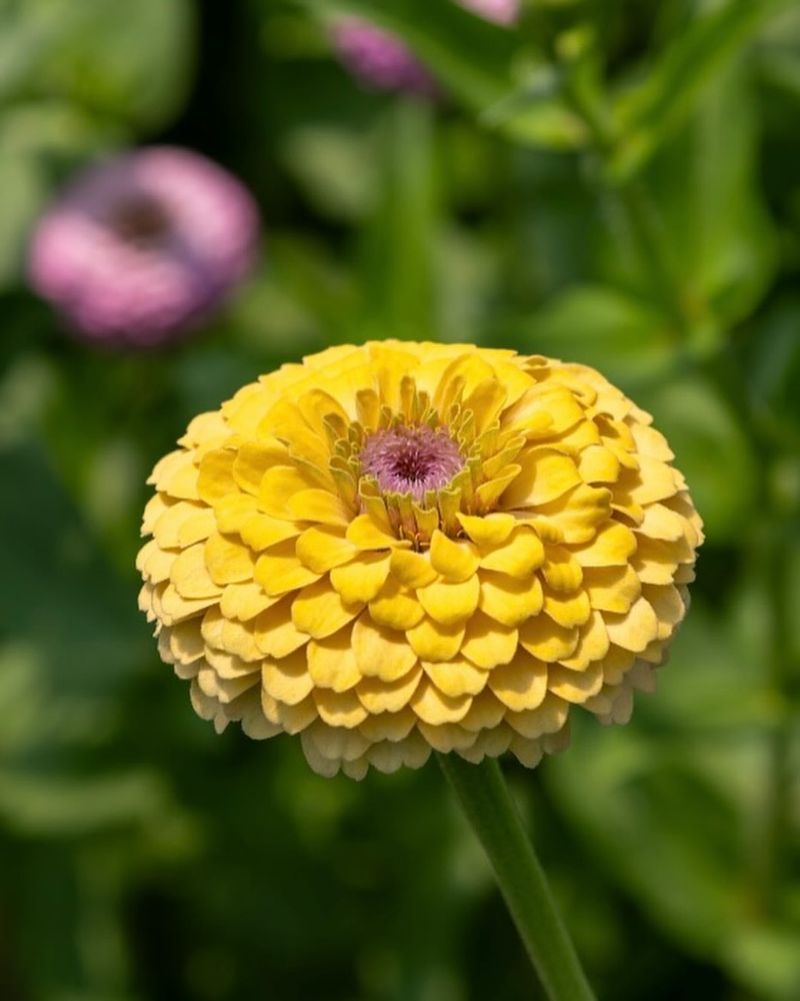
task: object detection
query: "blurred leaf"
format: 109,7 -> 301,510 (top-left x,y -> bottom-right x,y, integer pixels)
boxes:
481,66 -> 588,151
0,0 -> 193,129
499,284 -> 677,387
598,59 -> 778,336
610,0 -> 793,180
748,297 -> 800,448
0,442 -> 149,692
641,374 -> 758,543
0,101 -> 116,289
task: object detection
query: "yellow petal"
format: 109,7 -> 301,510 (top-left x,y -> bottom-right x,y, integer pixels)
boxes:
291,579 -> 361,639
204,533 -> 254,585
572,522 -> 637,567
604,597 -> 659,652
220,582 -> 279,622
307,627 -> 362,692
460,611 -> 518,669
359,708 -> 416,743
456,512 -> 516,547
624,457 -> 678,505
196,448 -> 237,503
346,512 -> 399,550
417,575 -> 480,626
296,526 -> 356,573
533,484 -> 611,545
232,440 -> 286,494
368,577 -> 425,630
506,693 -> 569,739
423,658 -> 488,698
560,610 -> 609,670
519,616 -> 578,662
261,690 -> 317,734
410,677 -> 472,724
460,690 -> 506,732
478,571 -> 543,628
479,527 -> 544,578
357,664 -> 423,713
156,585 -> 217,625
638,502 -> 686,541
501,447 -> 582,508
137,539 -> 174,584
258,464 -> 321,518
548,662 -> 603,703
390,548 -> 438,588
577,444 -> 620,484
254,541 -> 321,596
330,553 -> 392,604
543,587 -> 592,628
287,488 -> 350,526
583,565 -> 641,613
541,546 -> 583,592
262,649 -> 314,705
429,530 -> 479,582
313,688 -> 368,729
254,598 -> 309,658
240,514 -> 300,551
170,544 -> 222,599
406,617 -> 465,662
642,583 -> 686,640
351,612 -> 418,682
489,649 -> 548,711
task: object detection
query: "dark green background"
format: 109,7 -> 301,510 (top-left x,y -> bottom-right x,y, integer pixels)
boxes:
1,1 -> 799,998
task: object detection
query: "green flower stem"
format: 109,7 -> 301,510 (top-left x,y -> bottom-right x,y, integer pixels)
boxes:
438,755 -> 595,1001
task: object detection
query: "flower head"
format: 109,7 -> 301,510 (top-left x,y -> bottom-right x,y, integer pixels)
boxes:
28,147 -> 259,347
332,0 -> 520,94
138,342 -> 703,779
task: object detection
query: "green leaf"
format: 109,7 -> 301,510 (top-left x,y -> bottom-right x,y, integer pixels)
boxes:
610,0 -> 794,180
498,284 -> 678,388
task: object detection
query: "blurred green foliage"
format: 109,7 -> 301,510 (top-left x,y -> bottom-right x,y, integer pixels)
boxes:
1,1 -> 799,999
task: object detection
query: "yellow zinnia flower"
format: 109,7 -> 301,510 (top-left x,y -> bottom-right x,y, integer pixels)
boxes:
138,342 -> 703,779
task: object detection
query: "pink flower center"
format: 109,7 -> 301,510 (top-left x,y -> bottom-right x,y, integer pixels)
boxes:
360,425 -> 463,500
107,193 -> 172,246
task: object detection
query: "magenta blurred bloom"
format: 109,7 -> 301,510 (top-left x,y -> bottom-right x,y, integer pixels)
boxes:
332,0 -> 519,94
28,147 -> 259,347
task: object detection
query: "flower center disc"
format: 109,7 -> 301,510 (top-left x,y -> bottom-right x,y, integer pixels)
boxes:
108,193 -> 171,246
360,425 -> 463,501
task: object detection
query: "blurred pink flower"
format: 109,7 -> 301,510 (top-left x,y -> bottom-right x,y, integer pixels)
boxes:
332,0 -> 520,94
28,147 -> 259,347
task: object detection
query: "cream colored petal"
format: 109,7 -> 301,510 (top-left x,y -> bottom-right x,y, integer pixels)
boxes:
366,732 -> 431,774
261,690 -> 317,733
254,597 -> 310,659
489,649 -> 548,711
417,722 -> 478,753
359,708 -> 416,743
457,725 -> 513,764
460,690 -> 506,732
